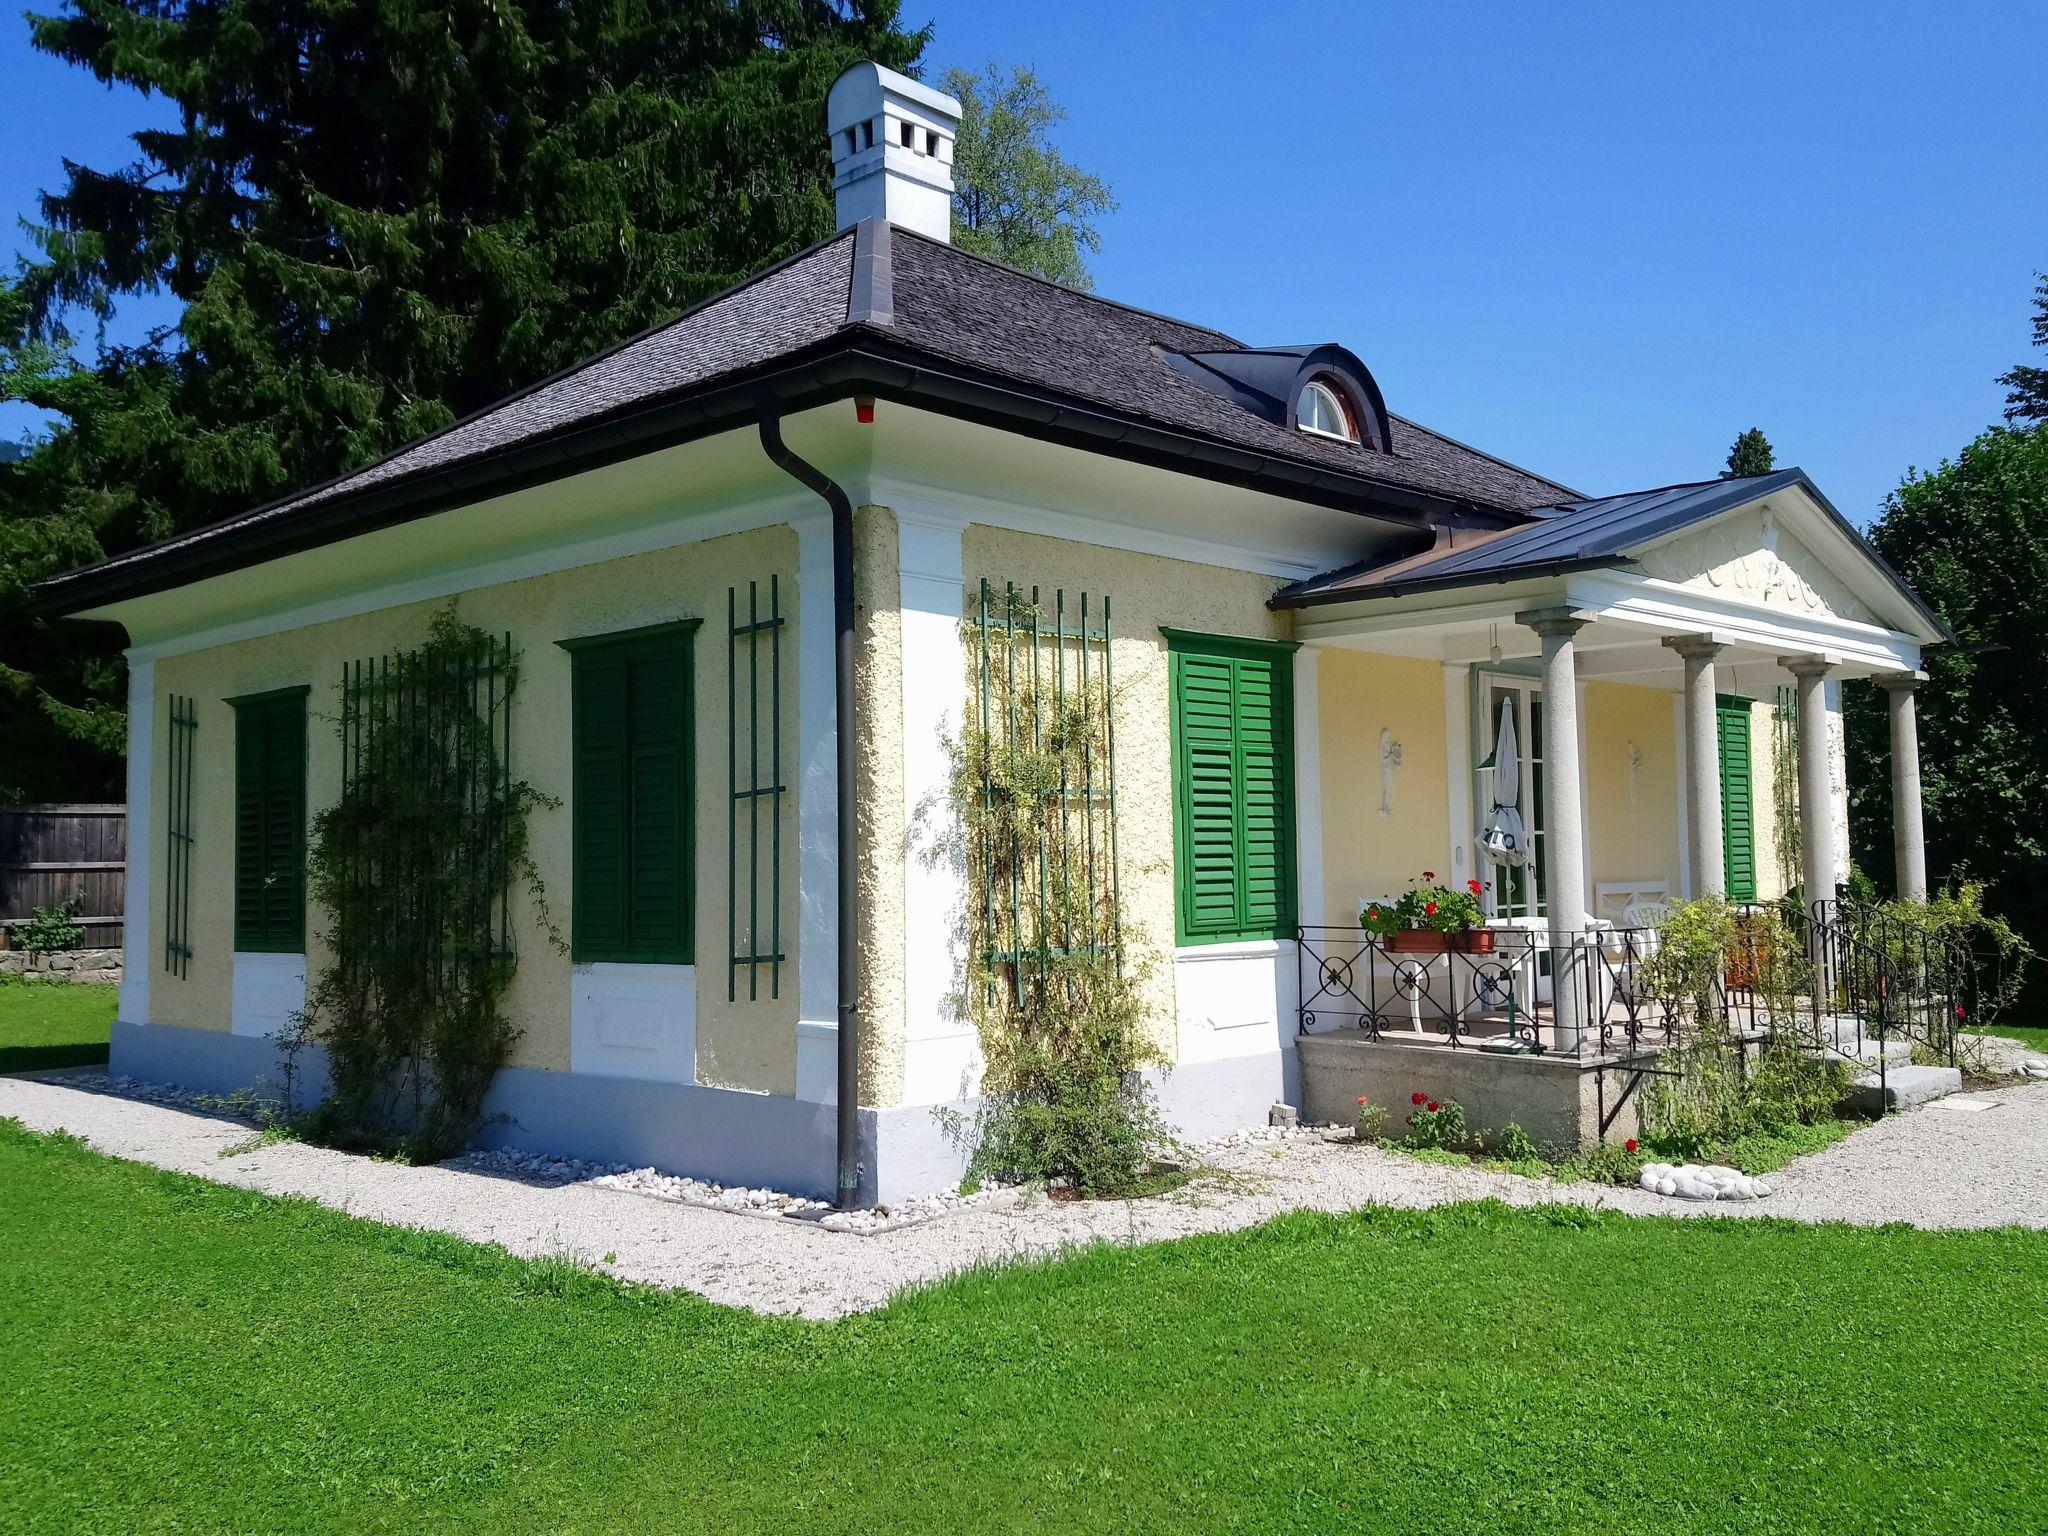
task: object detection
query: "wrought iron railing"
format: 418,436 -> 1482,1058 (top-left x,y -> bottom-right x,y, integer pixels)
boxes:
1299,898 -> 1996,1100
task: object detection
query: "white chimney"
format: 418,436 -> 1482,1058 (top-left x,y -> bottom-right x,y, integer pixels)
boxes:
827,62 -> 961,242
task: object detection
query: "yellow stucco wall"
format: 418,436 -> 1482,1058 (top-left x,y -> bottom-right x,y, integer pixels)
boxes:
149,523 -> 802,1092
853,504 -> 908,1107
958,525 -> 1292,1064
1582,680 -> 1681,903
1316,650 -> 1452,922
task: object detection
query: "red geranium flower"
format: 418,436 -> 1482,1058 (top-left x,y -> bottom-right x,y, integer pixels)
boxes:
1468,879 -> 1483,895
1625,1138 -> 1639,1152
1425,901 -> 1439,916
1412,1092 -> 1427,1105
1954,1004 -> 1967,1019
1422,871 -> 1436,881
1357,1095 -> 1370,1105
1426,1101 -> 1439,1112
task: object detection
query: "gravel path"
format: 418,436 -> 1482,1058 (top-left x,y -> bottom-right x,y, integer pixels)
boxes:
4,1040 -> 2044,1320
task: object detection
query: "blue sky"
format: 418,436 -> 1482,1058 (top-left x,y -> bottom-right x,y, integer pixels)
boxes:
6,1 -> 2044,522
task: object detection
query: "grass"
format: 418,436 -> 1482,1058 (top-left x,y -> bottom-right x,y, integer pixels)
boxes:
2,1121 -> 2043,1533
0,980 -> 114,1073
1973,1020 -> 2048,1052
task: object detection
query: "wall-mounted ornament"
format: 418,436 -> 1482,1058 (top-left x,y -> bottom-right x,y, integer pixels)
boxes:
1626,740 -> 1645,819
1378,727 -> 1403,820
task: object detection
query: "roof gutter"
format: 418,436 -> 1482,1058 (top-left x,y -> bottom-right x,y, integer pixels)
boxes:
755,391 -> 865,1210
1273,555 -> 1631,609
34,338 -> 1515,619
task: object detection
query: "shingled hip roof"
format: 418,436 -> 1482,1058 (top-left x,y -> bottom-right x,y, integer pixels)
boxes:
38,223 -> 1581,616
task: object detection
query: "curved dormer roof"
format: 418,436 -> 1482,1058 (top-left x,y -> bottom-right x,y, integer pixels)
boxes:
1164,343 -> 1393,453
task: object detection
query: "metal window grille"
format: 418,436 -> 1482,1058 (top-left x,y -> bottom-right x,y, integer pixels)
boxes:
337,632 -> 515,984
164,694 -> 198,977
728,579 -> 786,1001
971,580 -> 1119,1006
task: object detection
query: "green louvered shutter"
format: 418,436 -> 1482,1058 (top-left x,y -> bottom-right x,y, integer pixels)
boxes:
1170,636 -> 1297,944
1717,695 -> 1757,902
569,626 -> 693,963
231,689 -> 306,951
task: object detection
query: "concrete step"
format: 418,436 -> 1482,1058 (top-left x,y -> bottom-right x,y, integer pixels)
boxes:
1843,1062 -> 1963,1115
1822,1035 -> 1915,1068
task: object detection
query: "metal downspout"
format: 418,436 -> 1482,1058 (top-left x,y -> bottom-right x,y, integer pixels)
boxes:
756,394 -> 863,1208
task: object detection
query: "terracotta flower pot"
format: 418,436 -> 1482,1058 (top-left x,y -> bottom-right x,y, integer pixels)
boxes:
1387,929 -> 1450,954
1450,928 -> 1497,954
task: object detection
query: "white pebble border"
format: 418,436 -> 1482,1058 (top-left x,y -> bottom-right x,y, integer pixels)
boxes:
36,1070 -> 1342,1235
1637,1161 -> 1771,1201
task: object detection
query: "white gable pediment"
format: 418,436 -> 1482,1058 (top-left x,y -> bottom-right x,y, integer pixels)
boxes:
1634,505 -> 1879,626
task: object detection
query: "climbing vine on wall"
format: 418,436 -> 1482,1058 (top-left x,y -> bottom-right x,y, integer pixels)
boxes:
949,582 -> 1169,1195
298,609 -> 560,1159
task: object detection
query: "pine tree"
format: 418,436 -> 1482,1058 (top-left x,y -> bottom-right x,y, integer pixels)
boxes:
1,0 -> 926,800
944,63 -> 1114,290
1722,428 -> 1776,479
1997,272 -> 2048,423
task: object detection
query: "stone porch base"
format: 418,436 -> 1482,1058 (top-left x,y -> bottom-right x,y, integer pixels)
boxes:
1298,1031 -> 1644,1155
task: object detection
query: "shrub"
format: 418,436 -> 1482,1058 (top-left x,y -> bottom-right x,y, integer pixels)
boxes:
1354,1096 -> 1389,1143
14,897 -> 86,956
1492,1122 -> 1539,1163
1560,1138 -> 1645,1186
1402,1093 -> 1468,1151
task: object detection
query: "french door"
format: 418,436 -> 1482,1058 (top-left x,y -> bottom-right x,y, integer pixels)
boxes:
1477,674 -> 1547,920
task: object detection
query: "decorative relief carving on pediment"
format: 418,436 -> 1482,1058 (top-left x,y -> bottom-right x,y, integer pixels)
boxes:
1635,508 -> 1876,624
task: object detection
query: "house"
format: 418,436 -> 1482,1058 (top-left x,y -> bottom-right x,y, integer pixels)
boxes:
36,64 -> 1946,1204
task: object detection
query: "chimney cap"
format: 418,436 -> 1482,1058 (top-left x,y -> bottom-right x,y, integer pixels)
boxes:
826,62 -> 962,135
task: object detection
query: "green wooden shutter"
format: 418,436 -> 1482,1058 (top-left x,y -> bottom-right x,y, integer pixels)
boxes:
568,624 -> 694,963
1717,695 -> 1757,903
1169,634 -> 1297,944
231,689 -> 306,951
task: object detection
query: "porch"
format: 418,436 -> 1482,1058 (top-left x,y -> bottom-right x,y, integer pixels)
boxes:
1270,473 -> 1951,1144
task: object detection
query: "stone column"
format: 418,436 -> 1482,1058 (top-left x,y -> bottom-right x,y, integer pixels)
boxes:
1663,635 -> 1727,899
1879,672 -> 1929,903
1779,656 -> 1837,915
1519,607 -> 1590,1053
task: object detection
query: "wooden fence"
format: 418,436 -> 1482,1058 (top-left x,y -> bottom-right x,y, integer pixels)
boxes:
0,804 -> 126,949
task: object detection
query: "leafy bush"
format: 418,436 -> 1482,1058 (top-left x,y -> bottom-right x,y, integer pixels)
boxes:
298,612 -> 559,1161
13,897 -> 86,956
952,599 -> 1170,1198
1401,1092 -> 1468,1150
1354,1096 -> 1389,1143
1560,1139 -> 1646,1186
1492,1122 -> 1538,1163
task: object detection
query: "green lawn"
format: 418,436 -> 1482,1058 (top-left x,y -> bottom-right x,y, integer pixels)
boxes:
0,981 -> 114,1073
1977,1020 -> 2048,1052
1,1122 -> 2042,1534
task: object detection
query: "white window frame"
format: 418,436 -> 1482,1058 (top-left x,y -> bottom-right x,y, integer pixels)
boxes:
1296,380 -> 1356,442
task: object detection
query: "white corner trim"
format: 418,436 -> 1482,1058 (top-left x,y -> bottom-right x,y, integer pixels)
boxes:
1292,645 -> 1325,928
793,516 -> 839,1102
118,658 -> 156,1027
569,962 -> 697,1084
127,493 -> 825,662
794,1018 -> 838,1104
895,505 -> 978,1105
230,951 -> 306,1040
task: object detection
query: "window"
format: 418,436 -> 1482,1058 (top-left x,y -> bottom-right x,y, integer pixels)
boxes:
230,687 -> 307,952
1296,379 -> 1356,441
1167,631 -> 1298,945
563,622 -> 697,964
1717,695 -> 1758,902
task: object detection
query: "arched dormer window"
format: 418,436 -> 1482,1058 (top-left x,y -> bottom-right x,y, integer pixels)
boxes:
1296,379 -> 1356,442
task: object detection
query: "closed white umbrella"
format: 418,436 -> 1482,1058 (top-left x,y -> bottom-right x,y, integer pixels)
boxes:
1480,698 -> 1527,868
